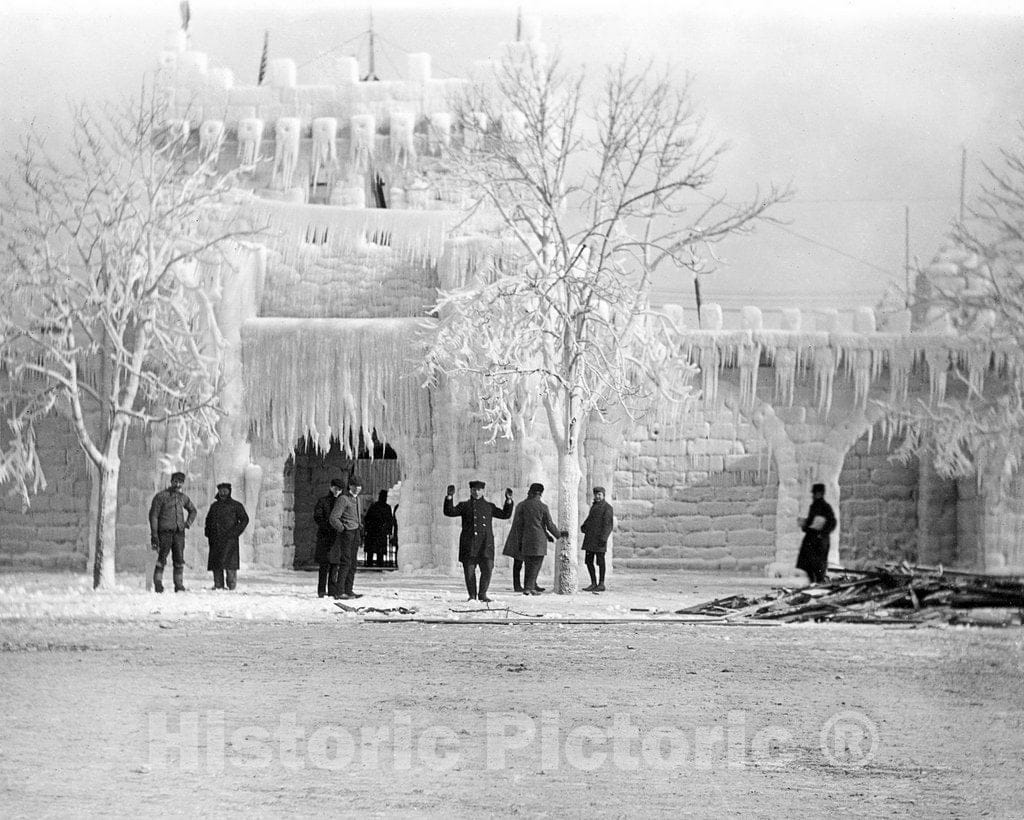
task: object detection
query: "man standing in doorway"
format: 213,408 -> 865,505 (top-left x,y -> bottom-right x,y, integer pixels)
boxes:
313,478 -> 344,597
444,480 -> 514,602
330,476 -> 364,600
796,482 -> 837,585
363,489 -> 396,568
149,471 -> 197,593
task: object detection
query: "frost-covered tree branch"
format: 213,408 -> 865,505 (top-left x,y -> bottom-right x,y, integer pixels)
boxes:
420,48 -> 786,592
898,124 -> 1024,483
0,87 -> 261,588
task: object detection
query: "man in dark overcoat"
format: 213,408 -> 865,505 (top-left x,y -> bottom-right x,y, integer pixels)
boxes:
204,482 -> 250,590
444,480 -> 513,602
581,486 -> 614,592
502,483 -> 561,596
313,478 -> 344,597
149,471 -> 197,593
796,482 -> 837,585
363,490 -> 396,568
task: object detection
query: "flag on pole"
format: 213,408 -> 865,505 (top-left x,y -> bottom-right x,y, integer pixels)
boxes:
179,1 -> 191,32
257,30 -> 269,85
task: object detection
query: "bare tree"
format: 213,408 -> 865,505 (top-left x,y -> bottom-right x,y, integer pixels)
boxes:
896,128 -> 1024,483
0,91 -> 255,588
422,49 -> 788,592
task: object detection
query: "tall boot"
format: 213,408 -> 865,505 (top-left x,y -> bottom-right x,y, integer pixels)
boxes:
462,563 -> 478,600
212,569 -> 225,590
583,555 -> 598,591
523,556 -> 544,594
512,559 -> 523,592
225,569 -> 237,591
477,560 -> 493,602
173,566 -> 187,593
153,565 -> 164,594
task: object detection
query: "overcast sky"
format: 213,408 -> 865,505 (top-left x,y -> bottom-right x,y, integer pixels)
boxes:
3,1 -> 1023,318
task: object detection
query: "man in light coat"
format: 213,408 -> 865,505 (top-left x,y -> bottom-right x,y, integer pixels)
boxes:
330,476 -> 364,600
149,471 -> 197,593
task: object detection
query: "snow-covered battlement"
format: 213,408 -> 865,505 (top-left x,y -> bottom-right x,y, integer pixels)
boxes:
155,24 -> 549,208
158,39 -> 467,135
662,302 -> 1020,412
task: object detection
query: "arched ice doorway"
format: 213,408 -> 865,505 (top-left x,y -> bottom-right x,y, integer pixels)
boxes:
837,425 -> 921,566
288,432 -> 401,570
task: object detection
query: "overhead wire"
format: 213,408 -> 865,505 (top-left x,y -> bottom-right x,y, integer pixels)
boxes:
292,28 -> 934,285
296,31 -> 369,70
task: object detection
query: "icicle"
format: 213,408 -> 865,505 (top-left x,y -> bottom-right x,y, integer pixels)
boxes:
888,344 -> 913,404
241,317 -> 432,451
437,235 -> 500,289
389,112 -> 416,168
700,343 -> 719,408
966,346 -> 987,396
812,347 -> 837,415
236,117 -> 264,168
774,347 -> 797,406
428,112 -> 452,155
924,347 -> 948,404
350,114 -> 376,175
851,349 -> 872,409
199,119 -> 225,161
737,307 -> 762,408
247,199 -> 454,269
464,112 -> 488,151
738,341 -> 760,409
311,117 -> 339,190
272,117 -> 302,190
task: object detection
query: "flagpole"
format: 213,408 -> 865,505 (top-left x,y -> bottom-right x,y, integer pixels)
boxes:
257,30 -> 269,85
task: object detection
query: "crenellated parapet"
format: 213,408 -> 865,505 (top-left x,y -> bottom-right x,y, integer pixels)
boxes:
661,302 -> 1021,414
154,24 -> 546,206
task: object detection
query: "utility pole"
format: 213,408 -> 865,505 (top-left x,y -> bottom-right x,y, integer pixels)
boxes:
363,9 -> 379,81
959,146 -> 967,223
905,205 -> 910,308
516,7 -> 522,42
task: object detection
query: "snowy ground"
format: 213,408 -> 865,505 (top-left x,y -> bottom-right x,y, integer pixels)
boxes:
0,566 -> 792,624
1,567 -> 1021,817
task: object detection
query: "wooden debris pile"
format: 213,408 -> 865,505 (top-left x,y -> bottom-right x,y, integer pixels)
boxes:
677,564 -> 1024,626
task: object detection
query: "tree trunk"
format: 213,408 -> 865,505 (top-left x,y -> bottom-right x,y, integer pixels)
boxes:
92,458 -> 121,589
555,449 -> 581,594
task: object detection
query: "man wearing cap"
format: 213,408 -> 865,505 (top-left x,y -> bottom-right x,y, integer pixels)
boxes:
204,482 -> 250,590
796,482 -> 837,585
329,477 -> 364,600
314,478 -> 345,597
149,471 -> 197,593
502,483 -> 562,596
444,480 -> 514,602
581,486 -> 614,592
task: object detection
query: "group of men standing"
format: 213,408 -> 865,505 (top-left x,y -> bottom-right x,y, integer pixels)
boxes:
313,477 -> 397,600
445,480 -> 615,601
148,470 -> 617,599
149,473 -> 249,593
